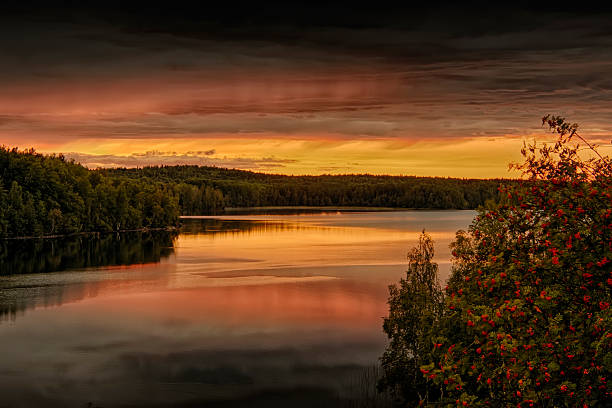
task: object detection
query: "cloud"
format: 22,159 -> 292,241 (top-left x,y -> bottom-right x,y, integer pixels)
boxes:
1,7 -> 612,175
63,151 -> 297,170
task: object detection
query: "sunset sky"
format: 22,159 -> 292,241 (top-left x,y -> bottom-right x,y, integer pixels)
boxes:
2,4 -> 612,177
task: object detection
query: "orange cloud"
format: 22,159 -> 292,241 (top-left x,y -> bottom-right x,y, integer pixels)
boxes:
2,16 -> 612,177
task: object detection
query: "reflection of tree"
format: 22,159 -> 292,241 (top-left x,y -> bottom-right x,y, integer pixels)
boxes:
0,230 -> 177,322
180,219 -> 316,236
0,230 -> 177,275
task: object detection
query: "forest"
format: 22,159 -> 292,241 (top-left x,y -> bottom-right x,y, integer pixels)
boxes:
0,147 -> 179,238
103,166 -> 505,214
0,147 -> 506,238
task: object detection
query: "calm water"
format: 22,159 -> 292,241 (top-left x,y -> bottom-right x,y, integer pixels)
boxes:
0,210 -> 474,407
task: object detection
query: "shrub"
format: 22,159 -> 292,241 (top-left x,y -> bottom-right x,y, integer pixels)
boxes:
382,116 -> 611,407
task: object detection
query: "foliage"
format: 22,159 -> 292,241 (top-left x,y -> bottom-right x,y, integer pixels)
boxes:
0,147 -> 179,238
379,232 -> 444,405
104,166 -> 506,213
1,147 -> 505,237
382,115 -> 611,407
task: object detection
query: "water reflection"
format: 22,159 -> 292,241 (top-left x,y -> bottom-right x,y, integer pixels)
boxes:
0,210 -> 475,407
0,230 -> 177,322
0,230 -> 177,275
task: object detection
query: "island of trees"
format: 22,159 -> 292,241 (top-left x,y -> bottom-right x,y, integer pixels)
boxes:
0,146 -> 506,238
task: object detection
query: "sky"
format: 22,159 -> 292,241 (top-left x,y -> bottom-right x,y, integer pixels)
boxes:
2,3 -> 612,177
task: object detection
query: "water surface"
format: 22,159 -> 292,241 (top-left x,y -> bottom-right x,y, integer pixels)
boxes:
0,210 -> 474,407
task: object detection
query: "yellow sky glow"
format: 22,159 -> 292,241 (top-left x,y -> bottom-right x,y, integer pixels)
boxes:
37,135 -> 534,178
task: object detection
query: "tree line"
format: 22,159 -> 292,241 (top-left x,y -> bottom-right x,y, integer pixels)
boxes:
0,146 -> 508,238
103,166 -> 507,214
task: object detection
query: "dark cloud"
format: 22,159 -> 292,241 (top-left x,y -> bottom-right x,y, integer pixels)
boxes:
1,4 -> 612,167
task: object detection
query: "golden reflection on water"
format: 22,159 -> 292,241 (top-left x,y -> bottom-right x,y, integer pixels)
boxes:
0,210 -> 475,407
1,212 -> 472,323
172,213 -> 466,288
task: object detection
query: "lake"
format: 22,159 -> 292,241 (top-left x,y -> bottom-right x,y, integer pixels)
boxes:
0,210 -> 475,407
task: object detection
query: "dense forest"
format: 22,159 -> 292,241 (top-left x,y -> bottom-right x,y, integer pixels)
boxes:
0,147 -> 507,238
0,147 -> 179,238
103,166 -> 505,215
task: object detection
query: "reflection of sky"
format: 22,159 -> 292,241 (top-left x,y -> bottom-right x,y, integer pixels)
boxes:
0,211 -> 474,407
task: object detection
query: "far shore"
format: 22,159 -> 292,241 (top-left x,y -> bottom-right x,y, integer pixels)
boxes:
185,205 -> 472,214
180,206 -> 475,217
223,206 -> 400,212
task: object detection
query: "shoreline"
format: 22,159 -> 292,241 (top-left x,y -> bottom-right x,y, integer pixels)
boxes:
192,206 -> 475,214
221,206 -> 401,212
3,226 -> 180,241
5,207 -> 476,239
